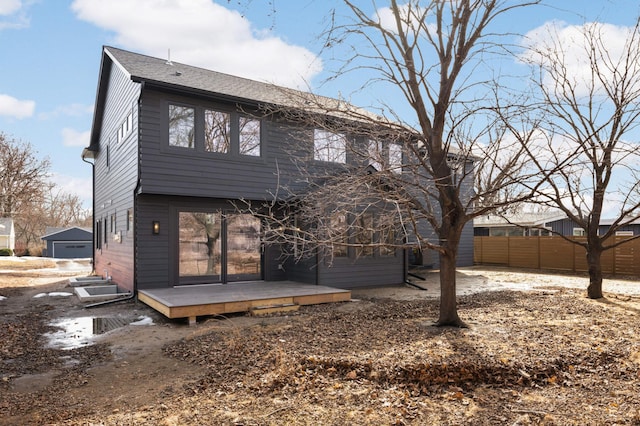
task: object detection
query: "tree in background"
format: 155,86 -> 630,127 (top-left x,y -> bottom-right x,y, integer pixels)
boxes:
0,133 -> 50,218
0,133 -> 90,254
504,18 -> 640,299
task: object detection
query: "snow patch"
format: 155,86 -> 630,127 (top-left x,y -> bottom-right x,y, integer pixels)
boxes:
130,316 -> 153,326
33,292 -> 73,298
0,295 -> 7,301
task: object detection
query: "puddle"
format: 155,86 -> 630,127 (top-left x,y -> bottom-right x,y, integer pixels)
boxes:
46,316 -> 153,350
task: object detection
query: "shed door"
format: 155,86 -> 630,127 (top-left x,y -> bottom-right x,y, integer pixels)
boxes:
178,211 -> 261,284
52,241 -> 91,259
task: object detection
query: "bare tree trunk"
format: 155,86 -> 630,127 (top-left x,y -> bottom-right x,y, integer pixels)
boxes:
586,237 -> 604,299
438,249 -> 464,327
436,209 -> 466,327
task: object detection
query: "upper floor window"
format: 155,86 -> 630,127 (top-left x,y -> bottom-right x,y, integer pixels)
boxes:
314,129 -> 346,164
205,109 -> 230,153
573,228 -> 585,237
389,143 -> 403,173
168,103 -> 262,157
368,140 -> 403,173
117,110 -> 133,144
239,117 -> 261,156
169,104 -> 195,148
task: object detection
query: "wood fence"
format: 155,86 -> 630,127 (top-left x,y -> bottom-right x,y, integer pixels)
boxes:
474,236 -> 640,277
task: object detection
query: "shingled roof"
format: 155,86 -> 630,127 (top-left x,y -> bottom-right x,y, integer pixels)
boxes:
105,46 -> 321,108
84,46 -> 384,156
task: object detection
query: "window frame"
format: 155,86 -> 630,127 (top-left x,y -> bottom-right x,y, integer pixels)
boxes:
165,101 -> 263,159
313,129 -> 347,164
168,103 -> 196,149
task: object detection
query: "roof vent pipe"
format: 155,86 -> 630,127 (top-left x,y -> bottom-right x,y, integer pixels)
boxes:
166,48 -> 172,66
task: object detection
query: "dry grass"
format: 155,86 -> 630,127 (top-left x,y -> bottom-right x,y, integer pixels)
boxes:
0,257 -> 56,270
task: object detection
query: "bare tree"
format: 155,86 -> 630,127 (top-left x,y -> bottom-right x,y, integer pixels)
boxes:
251,0 -> 540,327
505,18 -> 640,299
0,133 -> 50,218
15,187 -> 91,253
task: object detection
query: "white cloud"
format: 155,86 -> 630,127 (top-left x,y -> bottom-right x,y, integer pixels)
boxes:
0,93 -> 35,118
519,21 -> 638,97
49,173 -> 93,209
39,103 -> 93,120
0,0 -> 20,16
62,127 -> 90,147
0,0 -> 29,30
71,0 -> 322,89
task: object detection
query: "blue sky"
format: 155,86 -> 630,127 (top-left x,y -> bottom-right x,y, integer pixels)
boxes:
0,0 -> 639,210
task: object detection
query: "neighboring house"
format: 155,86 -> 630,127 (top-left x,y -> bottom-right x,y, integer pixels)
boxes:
474,212 -> 567,237
83,46 -> 474,297
41,227 -> 93,258
475,212 -> 640,237
0,218 -> 15,253
598,217 -> 640,237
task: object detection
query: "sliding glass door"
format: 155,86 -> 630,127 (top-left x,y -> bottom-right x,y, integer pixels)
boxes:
178,211 -> 261,284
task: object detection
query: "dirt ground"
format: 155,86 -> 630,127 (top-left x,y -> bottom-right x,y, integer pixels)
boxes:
1,260 -> 639,425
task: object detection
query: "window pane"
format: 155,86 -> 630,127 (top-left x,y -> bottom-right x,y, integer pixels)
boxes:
389,143 -> 402,174
314,129 -> 346,164
355,213 -> 374,257
239,117 -> 261,156
169,105 -> 195,148
179,212 -> 222,279
331,213 -> 348,257
368,139 -> 383,170
380,226 -> 395,257
204,109 -> 230,153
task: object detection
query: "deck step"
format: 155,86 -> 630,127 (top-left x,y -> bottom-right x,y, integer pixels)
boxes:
250,303 -> 300,316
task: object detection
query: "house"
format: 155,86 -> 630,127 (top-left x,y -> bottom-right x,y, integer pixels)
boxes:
83,46 -> 474,320
474,212 -> 567,236
0,217 -> 15,253
598,217 -> 640,237
41,227 -> 93,258
475,212 -> 640,238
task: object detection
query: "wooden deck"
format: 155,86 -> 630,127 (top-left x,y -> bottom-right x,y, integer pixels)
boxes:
137,281 -> 352,325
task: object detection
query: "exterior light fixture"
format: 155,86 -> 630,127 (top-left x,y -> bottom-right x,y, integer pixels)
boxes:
152,221 -> 160,235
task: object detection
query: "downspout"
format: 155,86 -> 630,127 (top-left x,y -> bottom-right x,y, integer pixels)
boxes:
81,153 -> 96,275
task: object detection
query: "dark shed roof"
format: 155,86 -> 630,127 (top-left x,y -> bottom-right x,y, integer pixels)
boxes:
41,226 -> 92,241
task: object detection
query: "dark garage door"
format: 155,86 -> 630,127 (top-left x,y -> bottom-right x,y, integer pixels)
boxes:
52,241 -> 92,259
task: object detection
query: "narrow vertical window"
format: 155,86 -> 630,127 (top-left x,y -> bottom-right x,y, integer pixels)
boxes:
126,209 -> 133,231
96,220 -> 102,250
169,104 -> 195,148
355,213 -> 374,257
331,213 -> 348,258
368,139 -> 384,170
389,143 -> 403,174
380,225 -> 396,257
314,129 -> 346,164
239,117 -> 261,156
204,109 -> 230,153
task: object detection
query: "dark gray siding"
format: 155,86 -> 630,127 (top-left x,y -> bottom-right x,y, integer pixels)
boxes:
410,161 -> 475,269
136,195 -> 171,290
92,62 -> 140,291
138,90 -> 308,201
548,218 -> 578,236
599,224 -> 640,236
316,251 -> 405,289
